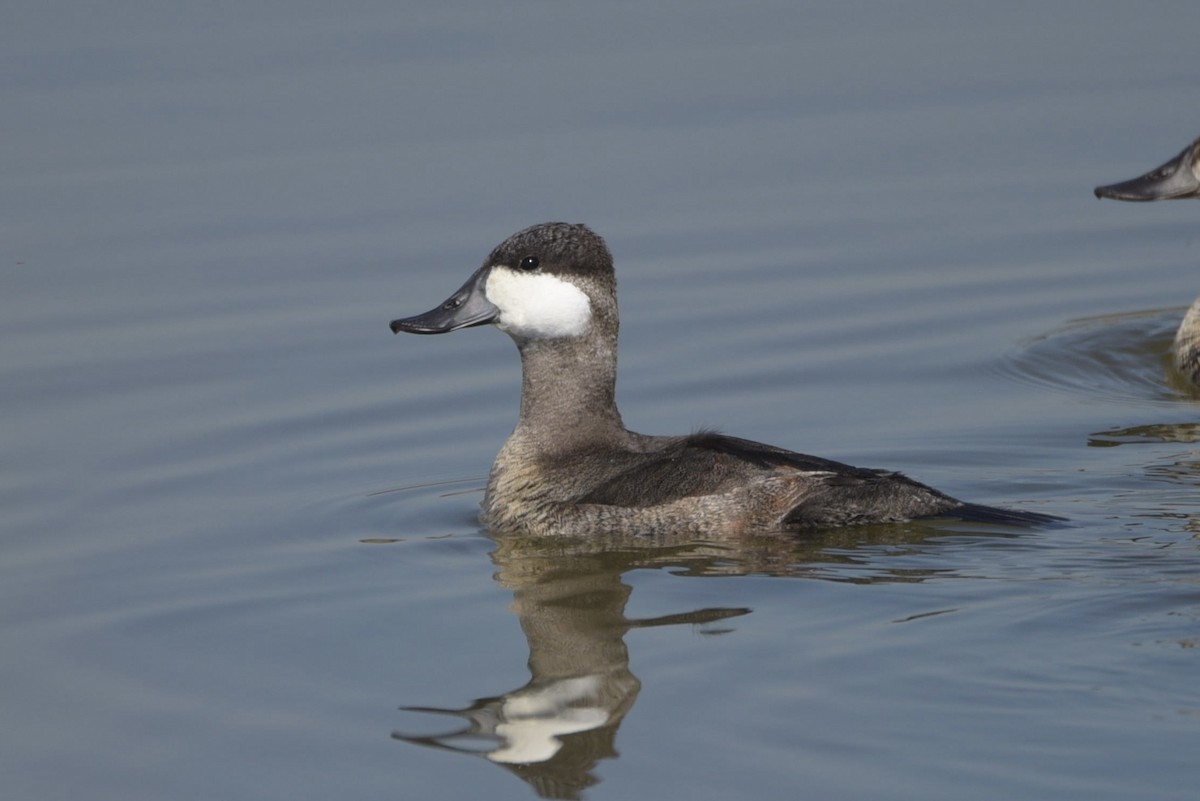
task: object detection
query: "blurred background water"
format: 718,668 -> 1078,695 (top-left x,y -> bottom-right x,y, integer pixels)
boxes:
4,2 -> 1200,799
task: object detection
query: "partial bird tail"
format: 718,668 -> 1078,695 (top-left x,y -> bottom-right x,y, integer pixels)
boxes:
940,502 -> 1066,528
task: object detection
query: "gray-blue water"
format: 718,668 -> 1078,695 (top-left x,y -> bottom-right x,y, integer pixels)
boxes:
5,2 -> 1200,799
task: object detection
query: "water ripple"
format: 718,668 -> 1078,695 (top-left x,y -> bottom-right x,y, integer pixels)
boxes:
993,307 -> 1195,406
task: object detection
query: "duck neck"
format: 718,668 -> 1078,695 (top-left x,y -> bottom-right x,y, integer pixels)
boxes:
513,332 -> 625,448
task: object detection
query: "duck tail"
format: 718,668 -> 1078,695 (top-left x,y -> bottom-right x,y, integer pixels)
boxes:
942,502 -> 1066,528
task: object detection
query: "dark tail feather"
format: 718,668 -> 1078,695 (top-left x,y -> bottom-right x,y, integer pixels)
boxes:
936,502 -> 1066,528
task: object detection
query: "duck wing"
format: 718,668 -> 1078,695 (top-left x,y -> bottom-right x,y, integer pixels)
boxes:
577,432 -> 943,510
579,432 -> 1058,529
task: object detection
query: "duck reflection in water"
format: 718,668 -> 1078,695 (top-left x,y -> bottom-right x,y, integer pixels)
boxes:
391,522 -> 977,799
392,537 -> 752,799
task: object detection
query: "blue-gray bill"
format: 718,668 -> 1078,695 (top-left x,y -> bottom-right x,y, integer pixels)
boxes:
1093,136 -> 1200,201
390,266 -> 498,334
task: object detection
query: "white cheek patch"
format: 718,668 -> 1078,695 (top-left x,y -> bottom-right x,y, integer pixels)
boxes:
485,267 -> 592,339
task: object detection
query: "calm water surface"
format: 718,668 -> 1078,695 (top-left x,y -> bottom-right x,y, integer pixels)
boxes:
5,2 -> 1200,800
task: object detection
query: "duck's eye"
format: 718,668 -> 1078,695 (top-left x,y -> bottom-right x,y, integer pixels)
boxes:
519,255 -> 539,271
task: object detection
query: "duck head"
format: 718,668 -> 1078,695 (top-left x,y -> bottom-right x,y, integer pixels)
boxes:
390,222 -> 614,342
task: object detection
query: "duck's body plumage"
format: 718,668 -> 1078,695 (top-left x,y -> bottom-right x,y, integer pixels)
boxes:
483,429 -> 970,536
391,222 -> 1054,537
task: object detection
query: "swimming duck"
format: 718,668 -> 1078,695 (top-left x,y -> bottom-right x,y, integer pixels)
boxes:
1094,136 -> 1200,385
390,222 -> 1055,537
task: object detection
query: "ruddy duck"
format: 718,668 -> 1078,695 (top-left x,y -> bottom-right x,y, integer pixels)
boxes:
391,222 -> 1055,536
1094,135 -> 1200,385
